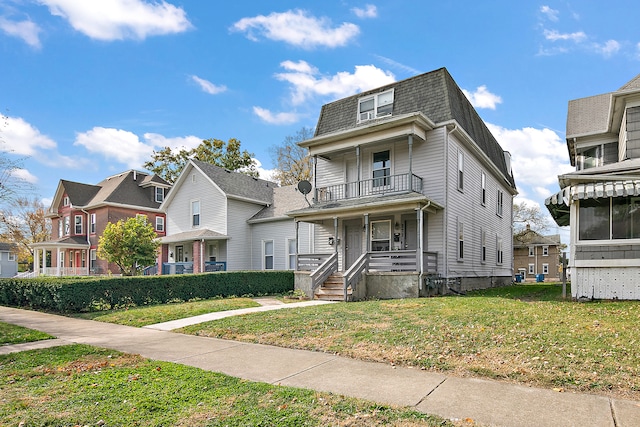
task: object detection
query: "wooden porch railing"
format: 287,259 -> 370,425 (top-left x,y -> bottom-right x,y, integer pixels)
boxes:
343,253 -> 368,300
309,252 -> 338,294
315,172 -> 423,202
39,267 -> 90,276
297,253 -> 333,271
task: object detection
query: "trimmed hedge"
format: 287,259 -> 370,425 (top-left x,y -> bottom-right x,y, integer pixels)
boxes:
0,271 -> 294,313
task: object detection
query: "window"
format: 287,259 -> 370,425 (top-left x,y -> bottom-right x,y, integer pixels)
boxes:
542,246 -> 549,256
64,216 -> 70,236
58,220 -> 63,238
81,251 -> 86,268
457,218 -> 464,260
90,249 -> 97,271
373,150 -> 391,187
8,252 -> 15,262
457,150 -> 464,192
287,239 -> 296,270
191,200 -> 200,227
577,145 -> 602,170
156,216 -> 165,232
63,196 -> 69,206
497,190 -> 504,217
579,196 -> 640,240
358,89 -> 394,122
263,240 -> 274,270
90,214 -> 96,234
542,263 -> 549,274
74,215 -> 82,235
481,172 -> 486,205
155,187 -> 164,203
528,263 -> 535,274
371,220 -> 391,251
481,228 -> 486,263
496,236 -> 503,265
191,174 -> 197,183
528,246 -> 534,257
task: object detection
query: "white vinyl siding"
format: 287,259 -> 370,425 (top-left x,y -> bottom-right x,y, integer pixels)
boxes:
226,199 -> 264,271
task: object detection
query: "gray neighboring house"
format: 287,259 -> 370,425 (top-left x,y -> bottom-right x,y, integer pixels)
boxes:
0,242 -> 18,277
288,67 -> 517,301
158,159 -> 311,274
546,73 -> 640,300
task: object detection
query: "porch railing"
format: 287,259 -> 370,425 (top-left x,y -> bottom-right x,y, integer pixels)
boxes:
204,261 -> 227,272
343,253 -> 368,300
162,262 -> 194,275
39,267 -> 90,276
297,253 -> 333,271
315,172 -> 423,202
309,252 -> 338,293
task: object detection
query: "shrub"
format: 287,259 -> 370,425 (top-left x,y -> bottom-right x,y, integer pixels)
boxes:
0,271 -> 294,313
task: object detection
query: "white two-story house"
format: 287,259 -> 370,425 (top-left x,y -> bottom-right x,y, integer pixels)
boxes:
288,68 -> 517,300
546,74 -> 640,300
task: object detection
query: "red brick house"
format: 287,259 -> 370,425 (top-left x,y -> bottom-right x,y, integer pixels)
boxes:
31,170 -> 170,276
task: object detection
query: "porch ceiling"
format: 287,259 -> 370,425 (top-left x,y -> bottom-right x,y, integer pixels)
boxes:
287,192 -> 442,222
30,236 -> 90,249
159,228 -> 229,244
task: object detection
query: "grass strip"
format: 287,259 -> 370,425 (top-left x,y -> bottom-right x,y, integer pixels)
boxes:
0,322 -> 53,345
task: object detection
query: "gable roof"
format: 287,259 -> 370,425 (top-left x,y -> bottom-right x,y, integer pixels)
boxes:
190,159 -> 277,205
249,185 -> 309,222
513,228 -> 561,247
312,67 -> 515,189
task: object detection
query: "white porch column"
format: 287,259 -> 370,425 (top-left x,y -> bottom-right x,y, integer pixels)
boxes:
417,208 -> 424,274
34,248 -> 40,275
57,248 -> 61,276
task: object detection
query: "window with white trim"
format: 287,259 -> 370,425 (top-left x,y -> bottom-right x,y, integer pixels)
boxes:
373,150 -> 391,187
90,213 -> 96,234
579,197 -> 640,240
90,249 -> 97,271
528,246 -> 534,257
263,240 -> 274,270
58,220 -> 63,238
8,252 -> 16,262
191,200 -> 200,227
64,216 -> 70,236
542,246 -> 549,256
496,235 -> 503,265
358,89 -> 394,122
497,190 -> 504,217
542,263 -> 549,274
457,150 -> 464,192
481,228 -> 486,263
371,220 -> 391,251
155,186 -> 164,203
287,238 -> 296,270
63,196 -> 69,206
481,171 -> 486,206
74,215 -> 82,235
457,218 -> 464,261
528,263 -> 535,274
156,216 -> 165,232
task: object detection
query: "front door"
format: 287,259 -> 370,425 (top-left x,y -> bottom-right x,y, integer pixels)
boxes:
404,219 -> 418,250
344,220 -> 362,269
176,246 -> 184,262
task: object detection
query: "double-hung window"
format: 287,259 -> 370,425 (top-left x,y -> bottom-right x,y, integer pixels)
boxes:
542,246 -> 549,256
370,220 -> 391,251
373,150 -> 391,187
156,216 -> 165,232
64,216 -> 70,236
457,150 -> 464,192
287,239 -> 296,270
528,246 -> 534,257
497,190 -> 504,217
481,172 -> 486,205
90,214 -> 96,234
358,89 -> 394,122
264,240 -> 274,270
496,235 -> 503,265
155,187 -> 164,203
481,228 -> 487,263
457,219 -> 464,261
74,215 -> 82,235
191,200 -> 200,227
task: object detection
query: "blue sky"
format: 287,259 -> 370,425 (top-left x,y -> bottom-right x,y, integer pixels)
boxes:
1,1 -> 640,245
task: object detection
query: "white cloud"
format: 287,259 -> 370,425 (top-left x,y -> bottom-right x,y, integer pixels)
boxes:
543,29 -> 587,43
462,85 -> 502,110
540,5 -> 559,22
252,158 -> 276,182
253,107 -> 300,125
0,17 -> 41,48
11,168 -> 38,184
231,9 -> 360,49
190,75 -> 227,95
374,55 -> 421,75
143,133 -> 202,150
275,60 -> 396,105
39,0 -> 192,41
487,124 -> 573,191
593,39 -> 621,57
352,4 -> 377,19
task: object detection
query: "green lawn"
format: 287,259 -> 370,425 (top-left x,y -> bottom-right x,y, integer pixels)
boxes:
75,297 -> 261,327
0,322 -> 53,345
177,284 -> 640,400
0,345 -> 454,426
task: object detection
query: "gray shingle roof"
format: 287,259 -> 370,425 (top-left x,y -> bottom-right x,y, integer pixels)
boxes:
191,159 -> 277,204
314,67 -> 515,189
61,180 -> 101,206
513,229 -> 561,247
249,185 -> 309,222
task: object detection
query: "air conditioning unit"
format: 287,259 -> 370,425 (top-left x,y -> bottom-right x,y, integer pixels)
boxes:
359,111 -> 374,121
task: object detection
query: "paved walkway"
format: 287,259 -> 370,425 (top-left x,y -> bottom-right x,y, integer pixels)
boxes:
1,304 -> 639,427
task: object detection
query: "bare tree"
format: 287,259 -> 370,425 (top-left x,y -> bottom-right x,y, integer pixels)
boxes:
513,201 -> 550,235
0,197 -> 51,268
270,127 -> 314,186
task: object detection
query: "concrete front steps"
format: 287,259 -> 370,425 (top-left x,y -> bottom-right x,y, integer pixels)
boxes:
314,273 -> 352,301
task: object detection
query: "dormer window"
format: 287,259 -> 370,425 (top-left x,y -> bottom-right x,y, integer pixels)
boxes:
155,186 -> 164,203
358,89 -> 394,122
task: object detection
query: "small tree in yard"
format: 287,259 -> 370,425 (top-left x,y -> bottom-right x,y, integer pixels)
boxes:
98,216 -> 159,276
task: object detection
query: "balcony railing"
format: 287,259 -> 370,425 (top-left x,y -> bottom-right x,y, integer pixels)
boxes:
315,172 -> 423,203
38,267 -> 90,276
161,261 -> 227,275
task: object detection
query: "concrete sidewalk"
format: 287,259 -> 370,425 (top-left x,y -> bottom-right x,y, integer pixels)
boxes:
1,305 -> 639,427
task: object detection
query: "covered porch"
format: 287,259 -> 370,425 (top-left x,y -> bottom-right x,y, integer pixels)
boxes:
157,229 -> 229,275
289,193 -> 442,301
30,237 -> 91,277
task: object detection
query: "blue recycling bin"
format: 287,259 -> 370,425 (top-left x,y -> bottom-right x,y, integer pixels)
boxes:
536,274 -> 544,282
514,274 -> 522,283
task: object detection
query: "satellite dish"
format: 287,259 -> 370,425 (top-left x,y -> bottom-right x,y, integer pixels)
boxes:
297,180 -> 312,195
297,180 -> 312,207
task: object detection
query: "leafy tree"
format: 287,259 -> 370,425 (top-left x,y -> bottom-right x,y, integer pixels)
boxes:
97,216 -> 159,276
513,201 -> 550,235
143,138 -> 258,184
0,197 -> 50,268
270,127 -> 314,186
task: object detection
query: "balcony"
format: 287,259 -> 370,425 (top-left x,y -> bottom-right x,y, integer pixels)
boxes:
315,172 -> 422,203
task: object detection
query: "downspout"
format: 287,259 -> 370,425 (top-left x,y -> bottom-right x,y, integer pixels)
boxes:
80,208 -> 91,275
445,125 -> 457,278
418,201 -> 431,289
